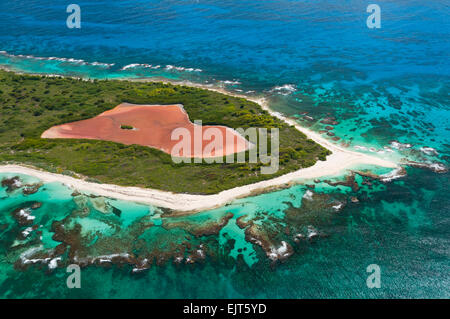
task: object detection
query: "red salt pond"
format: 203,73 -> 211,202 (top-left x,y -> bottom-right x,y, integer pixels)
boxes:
41,103 -> 250,158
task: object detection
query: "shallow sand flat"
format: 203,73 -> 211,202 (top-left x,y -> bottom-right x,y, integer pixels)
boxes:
41,103 -> 250,158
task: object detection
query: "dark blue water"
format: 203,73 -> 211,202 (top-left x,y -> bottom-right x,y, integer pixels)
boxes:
1,0 -> 448,153
1,0 -> 448,79
0,0 -> 449,298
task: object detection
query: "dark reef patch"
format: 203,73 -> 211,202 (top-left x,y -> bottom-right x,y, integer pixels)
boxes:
162,212 -> 234,237
3,168 -> 403,275
1,176 -> 22,192
1,176 -> 42,195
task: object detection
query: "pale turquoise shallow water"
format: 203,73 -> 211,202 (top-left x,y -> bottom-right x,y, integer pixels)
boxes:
0,165 -> 448,298
0,0 -> 449,298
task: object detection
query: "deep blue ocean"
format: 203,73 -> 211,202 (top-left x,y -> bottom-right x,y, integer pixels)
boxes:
0,0 -> 449,298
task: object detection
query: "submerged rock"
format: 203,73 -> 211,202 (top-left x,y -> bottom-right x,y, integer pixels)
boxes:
22,183 -> 42,195
350,196 -> 359,203
71,190 -> 81,197
132,258 -> 150,273
31,202 -> 42,210
323,173 -> 360,192
355,167 -> 407,183
405,161 -> 448,173
112,205 -> 122,217
162,212 -> 234,237
306,225 -> 319,240
90,197 -> 112,214
379,167 -> 408,182
302,190 -> 314,201
267,241 -> 294,262
293,233 -> 305,243
390,140 -> 412,150
419,147 -> 438,156
320,117 -> 339,125
15,246 -> 65,271
1,176 -> 22,192
293,225 -> 325,243
331,202 -> 345,212
12,207 -> 36,226
236,215 -> 251,229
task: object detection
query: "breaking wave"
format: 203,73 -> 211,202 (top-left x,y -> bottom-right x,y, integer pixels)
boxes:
0,50 -> 115,68
270,84 -> 297,95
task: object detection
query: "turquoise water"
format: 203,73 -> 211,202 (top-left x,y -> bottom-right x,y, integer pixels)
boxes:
0,0 -> 449,298
1,166 -> 448,298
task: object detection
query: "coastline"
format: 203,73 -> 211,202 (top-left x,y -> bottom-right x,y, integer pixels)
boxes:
0,148 -> 397,213
0,68 -> 399,213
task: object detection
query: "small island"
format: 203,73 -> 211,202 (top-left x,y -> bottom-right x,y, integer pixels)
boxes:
0,70 -> 331,194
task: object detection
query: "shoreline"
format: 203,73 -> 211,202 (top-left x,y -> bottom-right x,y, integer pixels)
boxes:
0,67 -> 399,212
0,150 -> 397,213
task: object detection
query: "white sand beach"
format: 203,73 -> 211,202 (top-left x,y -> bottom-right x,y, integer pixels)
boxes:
0,147 -> 397,213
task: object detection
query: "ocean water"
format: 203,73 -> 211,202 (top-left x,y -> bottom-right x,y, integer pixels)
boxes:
0,0 -> 449,298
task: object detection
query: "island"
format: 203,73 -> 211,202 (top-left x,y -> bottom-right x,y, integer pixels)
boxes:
0,70 -> 397,212
0,70 -> 332,191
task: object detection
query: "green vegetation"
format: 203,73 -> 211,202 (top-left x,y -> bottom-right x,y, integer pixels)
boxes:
120,125 -> 134,130
0,70 -> 330,194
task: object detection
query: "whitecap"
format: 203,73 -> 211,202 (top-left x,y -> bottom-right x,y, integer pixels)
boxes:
419,147 -> 438,156
165,65 -> 202,72
18,208 -> 35,222
268,241 -> 292,261
0,50 -> 114,68
22,227 -> 33,238
354,145 -> 368,151
332,203 -> 344,211
270,84 -> 297,95
222,80 -> 241,85
307,225 -> 319,239
48,257 -> 61,269
390,140 -> 412,150
121,63 -> 160,70
302,190 -> 314,201
379,167 -> 406,182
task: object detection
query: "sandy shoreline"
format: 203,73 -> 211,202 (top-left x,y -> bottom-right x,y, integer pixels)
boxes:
0,148 -> 397,213
0,70 -> 399,212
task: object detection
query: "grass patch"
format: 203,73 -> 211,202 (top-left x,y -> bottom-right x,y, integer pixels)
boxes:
120,125 -> 134,130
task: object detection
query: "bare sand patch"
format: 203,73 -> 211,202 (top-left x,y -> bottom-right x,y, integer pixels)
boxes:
41,103 -> 249,158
